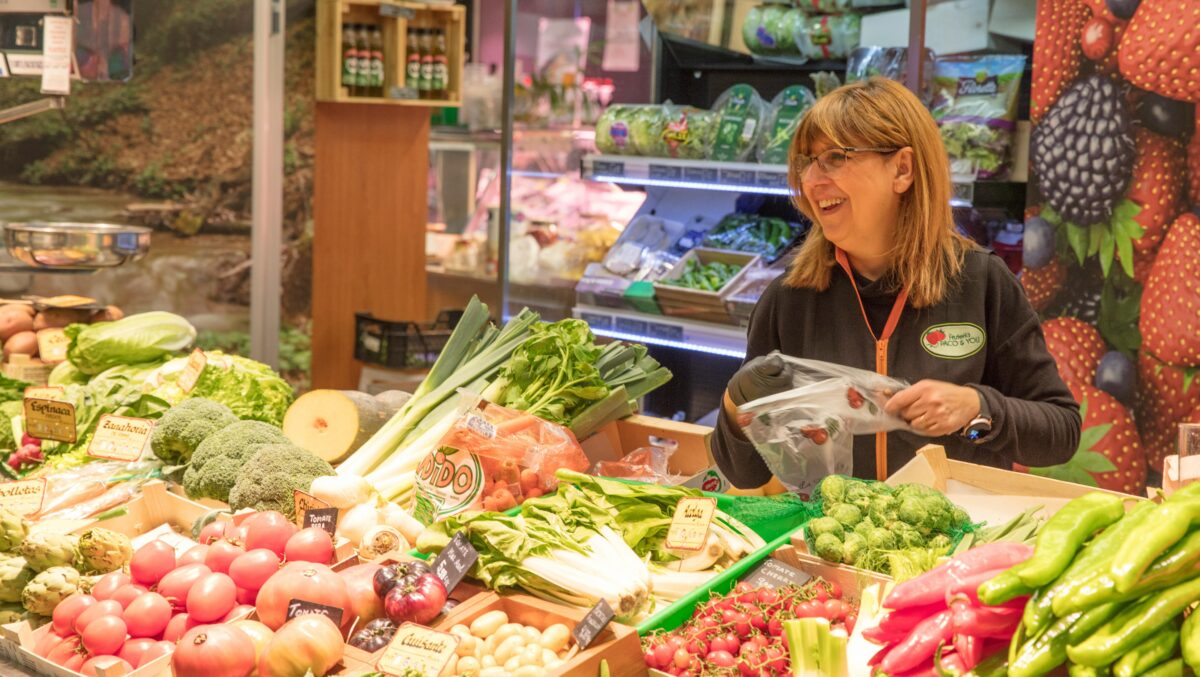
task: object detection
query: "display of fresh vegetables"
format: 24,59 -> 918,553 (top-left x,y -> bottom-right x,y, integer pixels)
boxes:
444,609 -> 575,676
664,258 -> 744,292
643,578 -> 856,676
862,542 -> 1033,675
805,475 -> 975,576
702,213 -> 799,260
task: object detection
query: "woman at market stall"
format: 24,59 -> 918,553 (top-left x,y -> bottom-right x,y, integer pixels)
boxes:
712,77 -> 1081,488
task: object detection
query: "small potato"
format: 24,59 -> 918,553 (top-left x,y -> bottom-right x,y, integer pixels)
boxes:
482,635 -> 499,656
470,610 -> 508,638
0,304 -> 34,318
0,311 -> 33,342
480,655 -> 497,669
494,635 -> 524,664
450,624 -> 471,637
456,635 -> 478,657
90,305 -> 124,323
520,626 -> 542,645
541,649 -> 558,665
495,623 -> 522,641
519,644 -> 542,667
512,667 -> 544,677
4,331 -> 37,356
540,623 -> 571,652
478,668 -> 506,677
503,657 -> 522,673
456,657 -> 481,674
546,658 -> 564,670
33,308 -> 89,331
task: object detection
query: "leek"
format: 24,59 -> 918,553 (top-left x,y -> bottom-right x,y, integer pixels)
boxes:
648,567 -> 719,601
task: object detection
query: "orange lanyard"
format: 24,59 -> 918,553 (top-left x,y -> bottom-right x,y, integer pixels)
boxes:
835,248 -> 909,480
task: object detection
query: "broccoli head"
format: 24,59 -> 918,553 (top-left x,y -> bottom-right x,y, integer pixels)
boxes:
814,533 -> 844,563
151,398 -> 238,465
830,503 -> 863,529
808,516 -> 844,540
182,420 -> 289,502
228,444 -> 335,519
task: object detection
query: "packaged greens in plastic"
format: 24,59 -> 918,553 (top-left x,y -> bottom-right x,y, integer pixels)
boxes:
657,104 -> 717,159
708,84 -> 767,162
595,104 -> 637,155
742,2 -> 804,55
931,55 -> 1026,180
629,105 -> 668,156
758,85 -> 817,164
846,46 -> 936,104
796,14 -> 861,60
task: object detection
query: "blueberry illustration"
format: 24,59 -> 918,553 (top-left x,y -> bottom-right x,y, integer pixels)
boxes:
1023,216 -> 1056,269
1095,351 -> 1136,406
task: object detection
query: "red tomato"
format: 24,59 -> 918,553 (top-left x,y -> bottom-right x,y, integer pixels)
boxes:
80,656 -> 133,676
283,528 -> 334,564
172,625 -> 256,677
74,600 -> 123,634
255,563 -> 349,630
205,540 -> 246,574
91,572 -> 131,601
230,620 -> 274,667
673,647 -> 691,670
162,614 -> 200,643
178,545 -> 209,566
229,549 -> 282,592
137,640 -> 175,667
243,511 -> 297,557
756,588 -> 780,606
157,563 -> 212,610
198,521 -> 228,545
81,616 -> 127,656
844,612 -> 858,634
825,580 -> 842,599
257,615 -> 343,677
652,641 -> 674,668
223,604 -> 256,622
812,585 -> 829,603
123,592 -> 172,639
338,562 -> 385,624
109,584 -> 148,610
187,573 -> 237,623
51,594 -> 97,637
130,541 -> 176,586
237,587 -> 258,605
707,650 -> 736,667
794,601 -> 820,619
46,635 -> 85,670
117,638 -> 158,667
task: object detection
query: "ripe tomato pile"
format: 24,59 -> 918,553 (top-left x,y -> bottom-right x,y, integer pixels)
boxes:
642,578 -> 857,676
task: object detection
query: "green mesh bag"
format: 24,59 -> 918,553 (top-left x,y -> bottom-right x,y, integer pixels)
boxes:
802,474 -> 981,577
715,492 -> 818,542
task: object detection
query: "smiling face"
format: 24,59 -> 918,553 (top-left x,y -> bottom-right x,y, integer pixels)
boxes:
799,138 -> 915,275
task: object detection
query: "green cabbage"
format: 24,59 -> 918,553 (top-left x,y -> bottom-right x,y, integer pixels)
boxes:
148,351 -> 293,427
65,312 -> 196,375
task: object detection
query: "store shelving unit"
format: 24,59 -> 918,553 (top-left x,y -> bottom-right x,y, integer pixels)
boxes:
580,155 -> 791,196
573,304 -> 748,359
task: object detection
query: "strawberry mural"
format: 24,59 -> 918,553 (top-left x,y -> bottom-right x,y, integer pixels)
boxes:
1024,0 -> 1200,485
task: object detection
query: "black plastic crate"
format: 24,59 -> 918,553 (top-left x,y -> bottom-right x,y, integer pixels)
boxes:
354,310 -> 464,368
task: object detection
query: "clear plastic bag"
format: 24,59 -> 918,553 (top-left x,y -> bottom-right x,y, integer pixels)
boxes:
708,84 -> 768,162
590,444 -> 686,485
738,353 -> 913,495
757,85 -> 817,165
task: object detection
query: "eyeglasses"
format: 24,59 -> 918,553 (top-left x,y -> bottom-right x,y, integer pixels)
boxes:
794,147 -> 901,176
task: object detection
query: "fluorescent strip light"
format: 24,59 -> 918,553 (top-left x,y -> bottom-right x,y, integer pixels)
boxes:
590,327 -> 746,359
590,174 -> 793,196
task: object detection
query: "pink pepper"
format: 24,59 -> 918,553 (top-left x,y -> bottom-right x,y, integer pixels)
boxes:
879,610 -> 955,675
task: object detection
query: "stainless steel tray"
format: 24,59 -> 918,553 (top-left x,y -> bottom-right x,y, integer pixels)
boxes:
4,222 -> 151,270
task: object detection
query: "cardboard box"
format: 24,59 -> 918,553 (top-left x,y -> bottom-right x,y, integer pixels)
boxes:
580,415 -> 714,477
436,593 -> 647,677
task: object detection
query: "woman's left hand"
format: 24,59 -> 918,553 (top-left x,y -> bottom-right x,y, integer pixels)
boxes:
884,380 -> 982,437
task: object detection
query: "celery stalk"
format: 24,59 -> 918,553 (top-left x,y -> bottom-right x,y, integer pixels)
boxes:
785,618 -> 848,677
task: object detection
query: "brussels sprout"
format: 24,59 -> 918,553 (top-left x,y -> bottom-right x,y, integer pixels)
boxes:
843,533 -> 865,565
814,533 -> 844,563
853,518 -> 876,538
830,504 -> 863,529
818,475 -> 848,503
808,517 -> 845,540
930,534 -> 952,551
867,528 -> 897,551
951,507 -> 971,528
898,497 -> 926,526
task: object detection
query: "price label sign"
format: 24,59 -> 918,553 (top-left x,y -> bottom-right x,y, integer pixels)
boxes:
378,623 -> 459,676
743,558 -> 813,590
571,599 -> 615,650
35,329 -> 69,364
87,415 -> 154,462
293,490 -> 331,528
24,386 -> 63,401
178,349 -> 207,394
39,295 -> 96,308
303,507 -> 339,537
664,496 -> 716,551
24,397 -> 75,443
285,598 -> 344,627
0,478 -> 47,516
431,531 -> 479,593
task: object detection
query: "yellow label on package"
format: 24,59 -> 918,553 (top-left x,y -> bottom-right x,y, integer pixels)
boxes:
664,496 -> 717,551
23,386 -> 63,401
378,623 -> 460,676
24,397 -> 75,443
88,415 -> 154,462
178,349 -> 206,394
35,329 -> 69,364
0,479 -> 46,516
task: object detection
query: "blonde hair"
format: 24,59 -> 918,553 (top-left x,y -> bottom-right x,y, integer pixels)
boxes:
785,77 -> 975,308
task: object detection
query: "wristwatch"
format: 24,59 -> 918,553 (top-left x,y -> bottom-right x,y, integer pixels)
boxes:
961,387 -> 993,442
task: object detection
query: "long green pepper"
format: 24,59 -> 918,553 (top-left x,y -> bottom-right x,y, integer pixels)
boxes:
1183,609 -> 1200,672
1141,659 -> 1191,677
1113,626 -> 1179,677
1110,499 -> 1200,593
1010,612 -> 1083,677
1057,529 -> 1200,617
1069,665 -> 1110,677
1069,603 -> 1121,646
1015,493 -> 1126,588
1068,576 -> 1200,667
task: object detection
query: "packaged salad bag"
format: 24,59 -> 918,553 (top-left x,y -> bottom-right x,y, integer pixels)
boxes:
738,354 -> 913,496
795,14 -> 861,60
708,84 -> 768,162
846,46 -> 936,104
742,1 -> 805,55
757,85 -> 817,164
654,104 -> 717,159
931,55 -> 1026,180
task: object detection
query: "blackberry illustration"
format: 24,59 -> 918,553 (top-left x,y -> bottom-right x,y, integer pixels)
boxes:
1032,75 -> 1135,227
1051,260 -> 1104,325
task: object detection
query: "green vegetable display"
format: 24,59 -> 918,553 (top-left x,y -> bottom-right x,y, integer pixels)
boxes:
628,106 -> 668,156
227,443 -> 335,519
741,3 -> 804,55
702,213 -> 798,260
150,397 -> 239,465
595,105 -> 642,155
804,475 -> 973,575
39,376 -> 172,461
663,258 -> 743,292
181,419 -> 290,503
758,85 -> 816,164
148,351 -> 295,427
654,106 -> 716,160
65,311 -> 196,375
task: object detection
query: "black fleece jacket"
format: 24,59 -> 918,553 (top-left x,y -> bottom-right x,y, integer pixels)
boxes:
712,249 -> 1081,488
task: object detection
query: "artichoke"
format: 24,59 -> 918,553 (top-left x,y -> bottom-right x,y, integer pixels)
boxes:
22,566 -> 81,616
19,532 -> 79,572
0,508 -> 29,553
0,603 -> 25,624
0,555 -> 34,604
75,528 -> 132,575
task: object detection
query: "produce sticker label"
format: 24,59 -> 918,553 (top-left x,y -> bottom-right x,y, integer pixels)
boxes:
743,558 -> 813,590
921,323 -> 987,359
177,349 -> 207,394
87,415 -> 154,462
0,478 -> 46,516
664,496 -> 717,551
432,531 -> 479,593
35,329 -> 69,364
293,490 -> 331,528
24,397 -> 75,443
23,386 -> 63,401
378,623 -> 460,676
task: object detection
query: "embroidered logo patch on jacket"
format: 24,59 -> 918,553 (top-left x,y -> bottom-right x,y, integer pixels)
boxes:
921,323 -> 987,359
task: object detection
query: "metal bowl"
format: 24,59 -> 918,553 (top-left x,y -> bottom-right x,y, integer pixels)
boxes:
4,222 -> 151,270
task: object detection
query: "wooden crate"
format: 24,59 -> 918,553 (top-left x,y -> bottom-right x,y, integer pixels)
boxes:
580,414 -> 714,476
1,621 -> 171,677
317,0 -> 465,106
436,593 -> 647,677
652,249 -> 760,325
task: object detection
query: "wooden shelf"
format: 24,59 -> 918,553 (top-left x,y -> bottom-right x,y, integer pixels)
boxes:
316,0 -> 465,107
